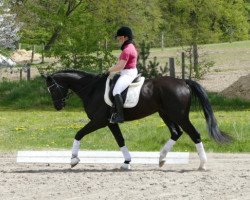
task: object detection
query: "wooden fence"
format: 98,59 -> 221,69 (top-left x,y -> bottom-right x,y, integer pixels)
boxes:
2,42 -> 187,81
169,52 -> 186,79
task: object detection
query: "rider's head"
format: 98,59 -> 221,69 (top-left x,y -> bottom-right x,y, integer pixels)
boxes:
116,26 -> 133,44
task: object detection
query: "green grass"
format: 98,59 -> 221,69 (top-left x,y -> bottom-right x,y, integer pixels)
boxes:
208,92 -> 250,111
0,109 -> 249,152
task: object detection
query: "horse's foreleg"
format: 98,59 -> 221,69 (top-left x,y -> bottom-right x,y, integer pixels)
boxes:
108,123 -> 131,170
71,120 -> 107,168
71,139 -> 81,168
120,146 -> 131,170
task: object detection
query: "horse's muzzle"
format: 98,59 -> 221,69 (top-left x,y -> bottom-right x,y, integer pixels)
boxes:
54,101 -> 65,111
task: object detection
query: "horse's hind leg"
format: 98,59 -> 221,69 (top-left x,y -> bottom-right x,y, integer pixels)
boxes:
159,113 -> 183,167
180,119 -> 207,170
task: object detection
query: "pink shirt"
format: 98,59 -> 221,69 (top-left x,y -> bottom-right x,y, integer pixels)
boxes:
119,43 -> 138,69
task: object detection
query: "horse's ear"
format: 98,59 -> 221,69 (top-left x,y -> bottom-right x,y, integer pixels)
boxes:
41,74 -> 53,82
41,74 -> 47,79
46,75 -> 53,81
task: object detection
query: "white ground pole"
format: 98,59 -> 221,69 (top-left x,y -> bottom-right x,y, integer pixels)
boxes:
17,151 -> 189,165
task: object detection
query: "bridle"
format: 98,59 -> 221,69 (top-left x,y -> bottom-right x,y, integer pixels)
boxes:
46,73 -> 106,105
47,77 -> 72,104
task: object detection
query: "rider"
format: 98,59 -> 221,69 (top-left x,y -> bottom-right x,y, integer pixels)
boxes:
108,26 -> 138,123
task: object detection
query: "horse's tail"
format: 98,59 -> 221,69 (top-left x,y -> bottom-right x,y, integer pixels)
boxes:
185,79 -> 232,143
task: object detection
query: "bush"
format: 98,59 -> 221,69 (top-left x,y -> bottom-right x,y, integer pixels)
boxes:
137,40 -> 168,78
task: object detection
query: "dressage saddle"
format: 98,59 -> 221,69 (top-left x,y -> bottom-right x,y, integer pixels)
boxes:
108,74 -> 142,104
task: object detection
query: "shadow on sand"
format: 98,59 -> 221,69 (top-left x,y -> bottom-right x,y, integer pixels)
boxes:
7,167 -> 209,174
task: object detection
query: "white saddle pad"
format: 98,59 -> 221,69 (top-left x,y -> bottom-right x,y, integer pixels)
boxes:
104,75 -> 145,108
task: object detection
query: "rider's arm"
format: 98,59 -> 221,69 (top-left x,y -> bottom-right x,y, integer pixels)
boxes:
108,59 -> 127,73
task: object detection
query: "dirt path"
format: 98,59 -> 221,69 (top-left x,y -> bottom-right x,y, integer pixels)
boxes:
197,70 -> 249,93
0,153 -> 249,200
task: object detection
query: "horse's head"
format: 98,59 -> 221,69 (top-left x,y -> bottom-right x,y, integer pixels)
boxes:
45,75 -> 70,111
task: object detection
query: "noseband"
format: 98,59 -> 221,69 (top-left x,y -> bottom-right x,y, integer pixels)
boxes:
47,78 -> 72,104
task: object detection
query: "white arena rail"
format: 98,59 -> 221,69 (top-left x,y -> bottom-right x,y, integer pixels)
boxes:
17,151 -> 189,165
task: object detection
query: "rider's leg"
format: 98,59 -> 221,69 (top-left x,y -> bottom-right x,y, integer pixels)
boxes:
111,69 -> 137,123
112,94 -> 124,123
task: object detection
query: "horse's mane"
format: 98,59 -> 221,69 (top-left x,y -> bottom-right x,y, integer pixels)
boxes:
50,69 -> 108,86
53,69 -> 97,78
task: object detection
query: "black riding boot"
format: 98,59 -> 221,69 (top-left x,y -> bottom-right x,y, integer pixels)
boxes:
110,94 -> 124,123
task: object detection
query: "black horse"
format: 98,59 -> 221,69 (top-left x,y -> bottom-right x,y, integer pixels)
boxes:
45,70 -> 231,170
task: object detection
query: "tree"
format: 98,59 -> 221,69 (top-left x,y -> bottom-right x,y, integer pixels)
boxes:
160,0 -> 249,78
0,0 -> 21,49
51,4 -> 117,72
14,0 -> 163,48
94,0 -> 162,45
12,0 -> 89,48
13,0 -> 163,72
13,0 -> 113,72
43,0 -> 86,51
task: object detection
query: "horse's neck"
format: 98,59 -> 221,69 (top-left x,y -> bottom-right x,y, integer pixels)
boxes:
63,73 -> 105,98
62,73 -> 93,91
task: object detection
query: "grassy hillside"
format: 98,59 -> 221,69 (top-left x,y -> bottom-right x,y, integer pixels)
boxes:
148,40 -> 250,73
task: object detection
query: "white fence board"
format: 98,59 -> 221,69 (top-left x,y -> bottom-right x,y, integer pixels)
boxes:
17,151 -> 189,164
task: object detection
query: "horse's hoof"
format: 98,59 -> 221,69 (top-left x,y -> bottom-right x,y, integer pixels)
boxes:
120,163 -> 131,170
70,157 -> 80,168
198,162 -> 206,171
159,160 -> 166,168
198,166 -> 206,171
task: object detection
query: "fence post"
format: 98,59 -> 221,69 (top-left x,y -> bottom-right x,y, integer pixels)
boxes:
169,57 -> 175,78
26,63 -> 31,81
31,45 -> 35,64
161,32 -> 164,51
19,68 -> 22,80
41,43 -> 45,63
181,52 -> 185,80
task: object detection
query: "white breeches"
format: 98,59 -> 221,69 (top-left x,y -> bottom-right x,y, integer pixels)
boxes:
112,68 -> 138,96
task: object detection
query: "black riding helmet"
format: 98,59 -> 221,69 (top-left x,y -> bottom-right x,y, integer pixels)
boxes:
116,26 -> 133,39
